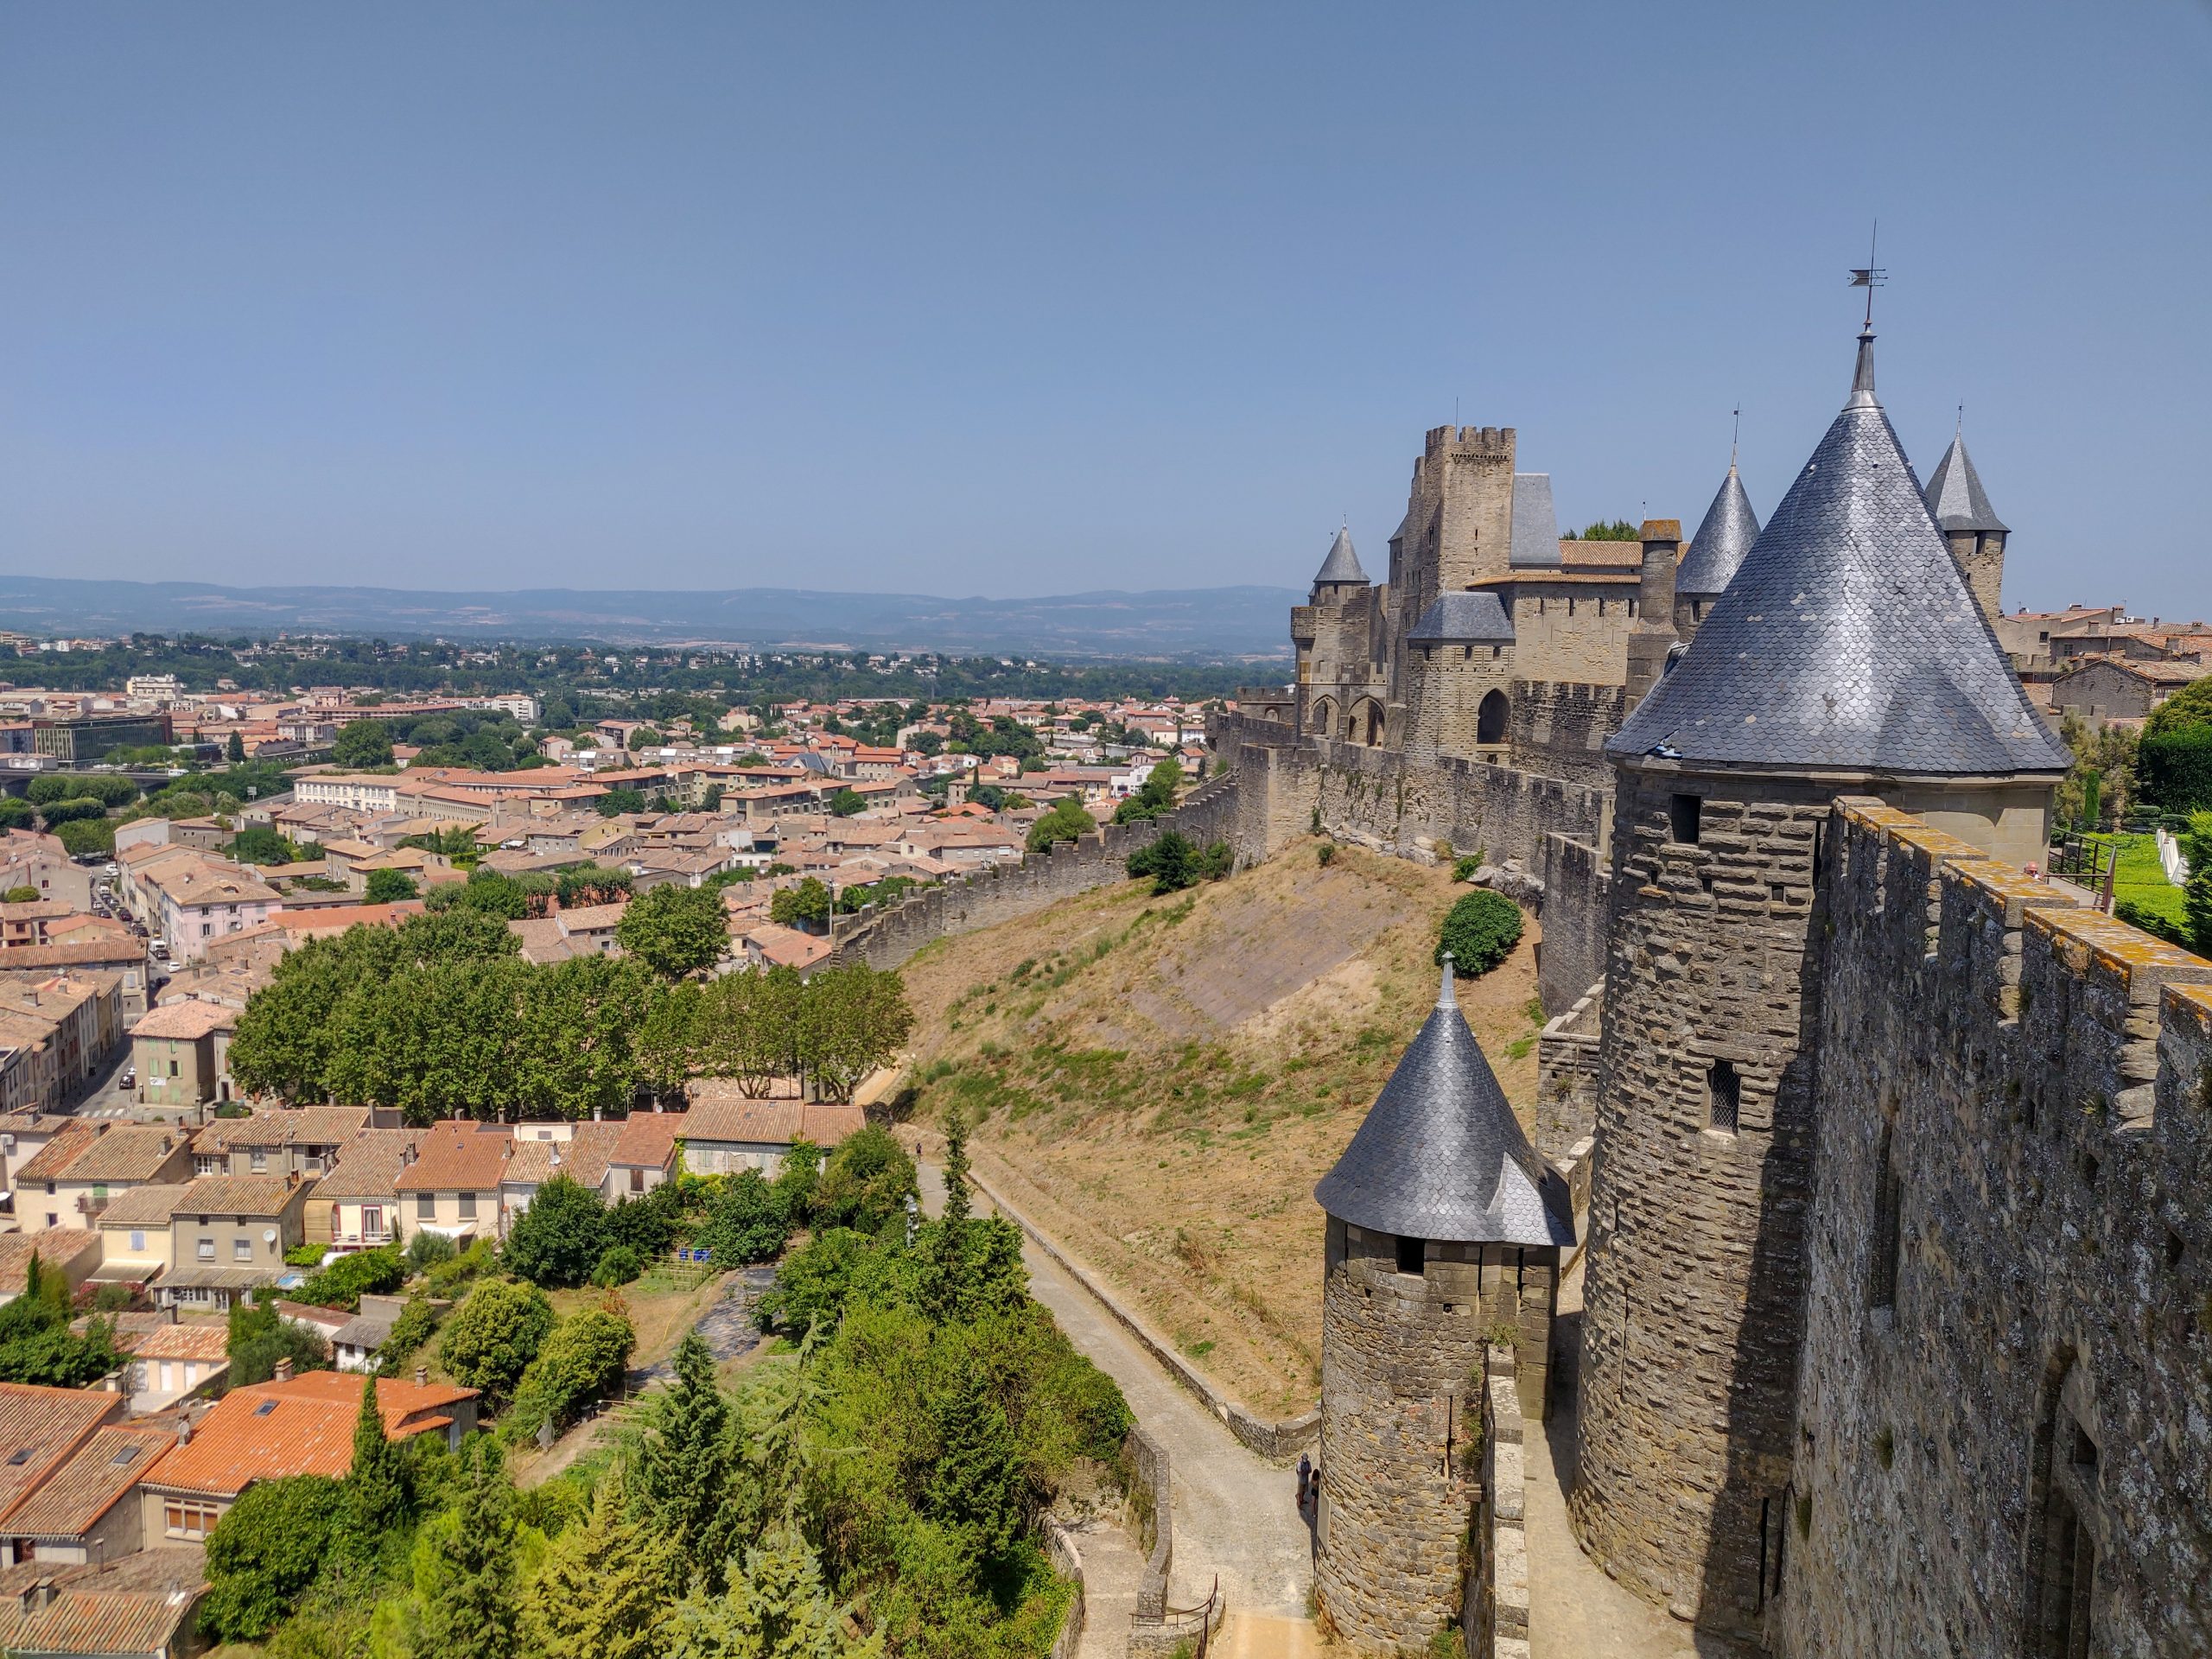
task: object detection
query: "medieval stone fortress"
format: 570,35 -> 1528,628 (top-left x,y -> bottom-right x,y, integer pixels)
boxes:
1198,315 -> 2212,1656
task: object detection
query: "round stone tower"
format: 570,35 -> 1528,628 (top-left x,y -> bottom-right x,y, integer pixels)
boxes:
1571,323 -> 2069,1642
1312,957 -> 1575,1654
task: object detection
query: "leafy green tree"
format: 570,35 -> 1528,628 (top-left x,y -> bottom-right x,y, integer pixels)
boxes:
227,729 -> 248,763
503,1176 -> 610,1289
811,1126 -> 918,1236
598,786 -> 648,817
769,878 -> 831,930
616,882 -> 729,979
231,825 -> 301,865
1577,518 -> 1642,540
520,1467 -> 671,1659
419,1438 -> 521,1659
632,1332 -> 737,1573
365,867 -> 419,904
1126,830 -> 1196,893
636,978 -> 702,1103
54,818 -> 116,858
0,1260 -> 120,1385
0,798 -> 35,830
378,1292 -> 443,1376
200,1475 -> 347,1639
1024,798 -> 1095,854
794,961 -> 913,1103
505,1303 -> 635,1442
1110,753 -> 1182,825
0,885 -> 37,904
696,968 -> 804,1097
334,720 -> 396,767
227,1297 -> 332,1386
36,795 -> 108,826
827,788 -> 867,817
699,1170 -> 791,1266
664,1522 -> 885,1658
346,1371 -> 410,1545
1435,887 -> 1525,976
927,1363 -> 1024,1569
437,1278 -> 557,1408
772,1139 -> 823,1225
2183,813 -> 2212,954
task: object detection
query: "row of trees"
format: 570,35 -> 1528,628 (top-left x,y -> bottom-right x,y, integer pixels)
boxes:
226,909 -> 912,1116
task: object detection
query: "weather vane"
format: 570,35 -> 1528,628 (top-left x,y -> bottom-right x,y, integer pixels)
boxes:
1848,220 -> 1885,330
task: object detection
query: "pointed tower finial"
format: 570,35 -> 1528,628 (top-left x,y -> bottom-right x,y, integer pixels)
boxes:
1730,406 -> 1741,471
1437,953 -> 1458,1010
1847,224 -> 1885,410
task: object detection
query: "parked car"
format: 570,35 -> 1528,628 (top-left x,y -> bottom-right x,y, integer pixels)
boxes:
119,1065 -> 136,1090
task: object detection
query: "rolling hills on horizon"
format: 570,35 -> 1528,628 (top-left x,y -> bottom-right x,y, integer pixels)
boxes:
0,573 -> 1301,662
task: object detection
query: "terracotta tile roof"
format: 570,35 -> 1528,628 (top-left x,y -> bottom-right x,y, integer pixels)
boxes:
0,1233 -> 100,1299
143,1372 -> 477,1498
678,1098 -> 865,1148
2,1425 -> 175,1539
394,1122 -> 512,1193
17,1125 -> 187,1185
611,1111 -> 682,1170
0,1553 -> 205,1658
313,1128 -> 423,1201
503,1122 -> 620,1189
130,1000 -> 235,1040
171,1174 -> 305,1217
128,1324 -> 231,1363
193,1106 -> 372,1154
92,1184 -> 189,1230
0,1384 -> 122,1522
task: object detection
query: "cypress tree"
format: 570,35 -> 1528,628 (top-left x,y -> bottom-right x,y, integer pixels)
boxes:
940,1109 -> 971,1229
519,1467 -> 671,1659
346,1371 -> 409,1546
632,1332 -> 734,1577
420,1438 -> 518,1659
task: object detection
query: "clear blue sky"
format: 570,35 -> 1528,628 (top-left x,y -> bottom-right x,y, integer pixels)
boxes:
3,3 -> 2209,617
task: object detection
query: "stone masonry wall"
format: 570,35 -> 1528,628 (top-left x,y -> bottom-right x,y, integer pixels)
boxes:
1533,983 -> 1602,1160
1572,772 -> 1830,1641
1538,828 -> 1610,1016
1299,732 -> 1608,873
1508,680 -> 1627,792
1778,802 -> 2212,1657
829,772 -> 1247,971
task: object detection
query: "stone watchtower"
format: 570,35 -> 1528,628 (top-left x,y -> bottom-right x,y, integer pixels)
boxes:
1312,959 -> 1575,1654
1292,526 -> 1386,744
1923,424 -> 2009,626
1570,324 -> 2070,1641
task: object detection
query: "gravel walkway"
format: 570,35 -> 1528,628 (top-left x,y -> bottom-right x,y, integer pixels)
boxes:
627,1265 -> 776,1390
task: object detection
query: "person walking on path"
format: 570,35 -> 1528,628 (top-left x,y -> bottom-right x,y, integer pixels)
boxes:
1296,1452 -> 1312,1510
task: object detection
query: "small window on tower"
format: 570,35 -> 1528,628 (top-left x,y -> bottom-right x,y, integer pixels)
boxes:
1708,1060 -> 1741,1135
1395,1235 -> 1426,1276
1670,794 -> 1702,846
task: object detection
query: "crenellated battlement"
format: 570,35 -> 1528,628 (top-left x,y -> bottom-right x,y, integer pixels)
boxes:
1423,423 -> 1516,459
1789,799 -> 2212,1657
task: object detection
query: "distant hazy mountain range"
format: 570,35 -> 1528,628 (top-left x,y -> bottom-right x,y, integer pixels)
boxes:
0,574 -> 1300,661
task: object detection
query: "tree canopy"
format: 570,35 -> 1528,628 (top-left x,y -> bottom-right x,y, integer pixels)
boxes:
616,883 -> 729,979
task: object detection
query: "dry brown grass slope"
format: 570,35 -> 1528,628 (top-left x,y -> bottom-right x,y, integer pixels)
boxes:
899,841 -> 1545,1420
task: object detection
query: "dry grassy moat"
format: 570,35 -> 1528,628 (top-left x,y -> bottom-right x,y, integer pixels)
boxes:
899,841 -> 1545,1420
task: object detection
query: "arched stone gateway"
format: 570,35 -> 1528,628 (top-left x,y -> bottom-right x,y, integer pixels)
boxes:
1476,688 -> 1509,746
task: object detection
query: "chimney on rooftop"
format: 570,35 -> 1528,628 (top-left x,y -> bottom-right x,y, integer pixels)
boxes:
415,1364 -> 428,1388
274,1357 -> 294,1382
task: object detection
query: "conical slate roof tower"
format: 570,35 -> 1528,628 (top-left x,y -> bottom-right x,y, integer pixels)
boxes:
1312,524 -> 1369,587
1923,429 -> 2007,534
1607,328 -> 2069,778
1674,461 -> 1761,601
1314,957 -> 1572,1245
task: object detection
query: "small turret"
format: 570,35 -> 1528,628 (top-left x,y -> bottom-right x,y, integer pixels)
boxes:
1311,525 -> 1370,597
1673,459 -> 1761,640
1923,424 -> 2008,625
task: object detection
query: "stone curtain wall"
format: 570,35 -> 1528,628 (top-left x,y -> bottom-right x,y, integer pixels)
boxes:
1781,802 -> 2212,1658
1537,830 -> 1610,1016
1507,680 -> 1626,792
828,771 -> 1247,971
1533,984 -> 1602,1160
1464,1344 -> 1532,1659
1571,774 -> 1831,1642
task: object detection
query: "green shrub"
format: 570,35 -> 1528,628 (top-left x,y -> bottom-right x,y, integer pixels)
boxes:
502,1305 -> 634,1442
502,1174 -> 609,1289
406,1230 -> 458,1274
591,1245 -> 641,1286
200,1475 -> 348,1641
697,1170 -> 791,1265
437,1278 -> 556,1408
1452,855 -> 1482,882
377,1293 -> 442,1376
424,1237 -> 493,1295
1316,842 -> 1336,868
284,1243 -> 328,1270
298,1245 -> 404,1313
2139,726 -> 2212,812
1435,889 -> 1524,977
1128,831 -> 1198,894
226,1299 -> 330,1387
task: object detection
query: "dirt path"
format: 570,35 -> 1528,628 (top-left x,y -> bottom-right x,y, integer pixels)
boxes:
921,1161 -> 1315,1623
